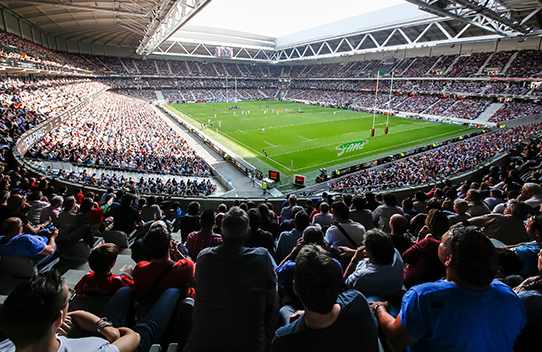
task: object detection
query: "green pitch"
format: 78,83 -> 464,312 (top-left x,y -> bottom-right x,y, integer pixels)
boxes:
169,100 -> 472,184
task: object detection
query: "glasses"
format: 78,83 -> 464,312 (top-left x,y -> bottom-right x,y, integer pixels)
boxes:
530,215 -> 537,222
63,288 -> 76,307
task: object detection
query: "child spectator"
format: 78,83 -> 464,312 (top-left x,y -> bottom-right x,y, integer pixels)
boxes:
74,243 -> 134,296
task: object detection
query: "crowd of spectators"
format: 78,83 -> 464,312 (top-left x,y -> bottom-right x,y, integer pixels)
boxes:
441,98 -> 491,120
26,91 -> 212,178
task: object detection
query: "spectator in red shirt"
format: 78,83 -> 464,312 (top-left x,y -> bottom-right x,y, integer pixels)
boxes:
75,243 -> 134,296
133,225 -> 195,303
185,209 -> 222,261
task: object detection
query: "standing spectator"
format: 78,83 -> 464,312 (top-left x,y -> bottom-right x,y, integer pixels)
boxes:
185,209 -> 222,260
185,207 -> 277,352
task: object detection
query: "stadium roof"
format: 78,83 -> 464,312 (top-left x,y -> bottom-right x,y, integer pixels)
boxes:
1,0 -> 542,60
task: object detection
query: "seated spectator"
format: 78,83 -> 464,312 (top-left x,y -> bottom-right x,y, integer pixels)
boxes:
276,209 -> 310,263
509,214 -> 542,279
311,202 -> 333,231
373,193 -> 404,233
185,209 -> 222,260
349,195 -> 374,231
513,249 -> 542,336
140,196 -> 162,222
484,188 -> 505,211
468,199 -> 530,245
180,201 -> 201,243
0,217 -> 57,264
74,243 -> 134,296
113,194 -> 144,236
133,225 -> 195,303
0,194 -> 50,235
25,190 -> 50,225
57,195 -> 80,230
389,214 -> 415,255
245,208 -> 274,255
271,244 -> 378,352
412,191 -> 428,214
40,195 -> 63,226
447,198 -> 471,226
371,225 -> 526,352
258,203 -> 281,240
185,207 -> 277,352
466,189 -> 491,216
280,194 -> 297,223
403,209 -> 449,288
518,182 -> 542,211
324,201 -> 365,250
342,229 -> 404,298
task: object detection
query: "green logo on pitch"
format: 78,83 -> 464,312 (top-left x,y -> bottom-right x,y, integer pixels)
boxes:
336,140 -> 369,156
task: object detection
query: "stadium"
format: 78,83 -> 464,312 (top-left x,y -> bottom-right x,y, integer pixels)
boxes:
0,0 -> 541,351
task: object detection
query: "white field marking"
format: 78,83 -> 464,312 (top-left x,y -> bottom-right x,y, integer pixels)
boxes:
263,140 -> 278,147
236,129 -> 247,134
219,131 -> 290,169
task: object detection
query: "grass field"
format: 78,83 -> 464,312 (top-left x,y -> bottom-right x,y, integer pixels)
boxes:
170,100 -> 472,185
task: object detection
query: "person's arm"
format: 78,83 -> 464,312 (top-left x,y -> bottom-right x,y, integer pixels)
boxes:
370,302 -> 417,350
401,239 -> 423,264
111,327 -> 141,352
343,245 -> 366,279
279,238 -> 304,266
39,228 -> 58,256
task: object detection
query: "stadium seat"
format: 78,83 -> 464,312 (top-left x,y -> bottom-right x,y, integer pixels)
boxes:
0,255 -> 60,278
102,230 -> 129,249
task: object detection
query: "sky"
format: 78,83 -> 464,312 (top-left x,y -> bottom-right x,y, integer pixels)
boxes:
188,0 -> 406,37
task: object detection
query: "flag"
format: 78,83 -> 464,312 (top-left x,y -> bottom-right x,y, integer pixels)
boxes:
379,70 -> 385,74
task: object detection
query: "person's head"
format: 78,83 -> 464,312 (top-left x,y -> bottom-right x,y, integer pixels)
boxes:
187,201 -> 201,216
415,191 -> 427,202
63,196 -> 76,212
0,271 -> 71,348
294,244 -> 343,314
319,202 -> 330,213
27,190 -> 43,202
6,194 -> 25,210
520,183 -> 542,200
351,195 -> 366,210
217,203 -> 228,213
381,192 -> 396,206
466,189 -> 483,202
200,209 -> 215,230
289,205 -> 304,221
1,217 -> 23,239
120,193 -> 135,207
288,194 -> 297,206
503,199 -> 530,220
50,195 -> 63,208
221,207 -> 250,245
364,229 -> 395,265
248,208 -> 262,232
302,226 -> 324,246
258,203 -> 270,220
389,214 -> 409,236
453,198 -> 468,215
438,225 -> 498,288
143,226 -> 172,259
425,209 -> 450,239
331,201 -> 349,222
294,210 -> 310,231
490,189 -> 503,199
402,197 -> 414,212
88,243 -> 120,274
526,215 -> 542,242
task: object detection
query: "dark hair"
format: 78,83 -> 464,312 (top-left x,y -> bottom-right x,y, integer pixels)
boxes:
425,209 -> 450,239
88,243 -> 120,274
187,201 -> 201,216
200,209 -> 215,229
331,201 -> 349,221
221,207 -> 249,244
302,226 -> 324,245
444,225 -> 498,287
294,210 -> 310,231
351,195 -> 366,209
382,193 -> 397,206
0,271 -> 66,347
143,226 -> 172,259
294,244 -> 342,314
248,208 -> 262,232
364,229 -> 395,265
